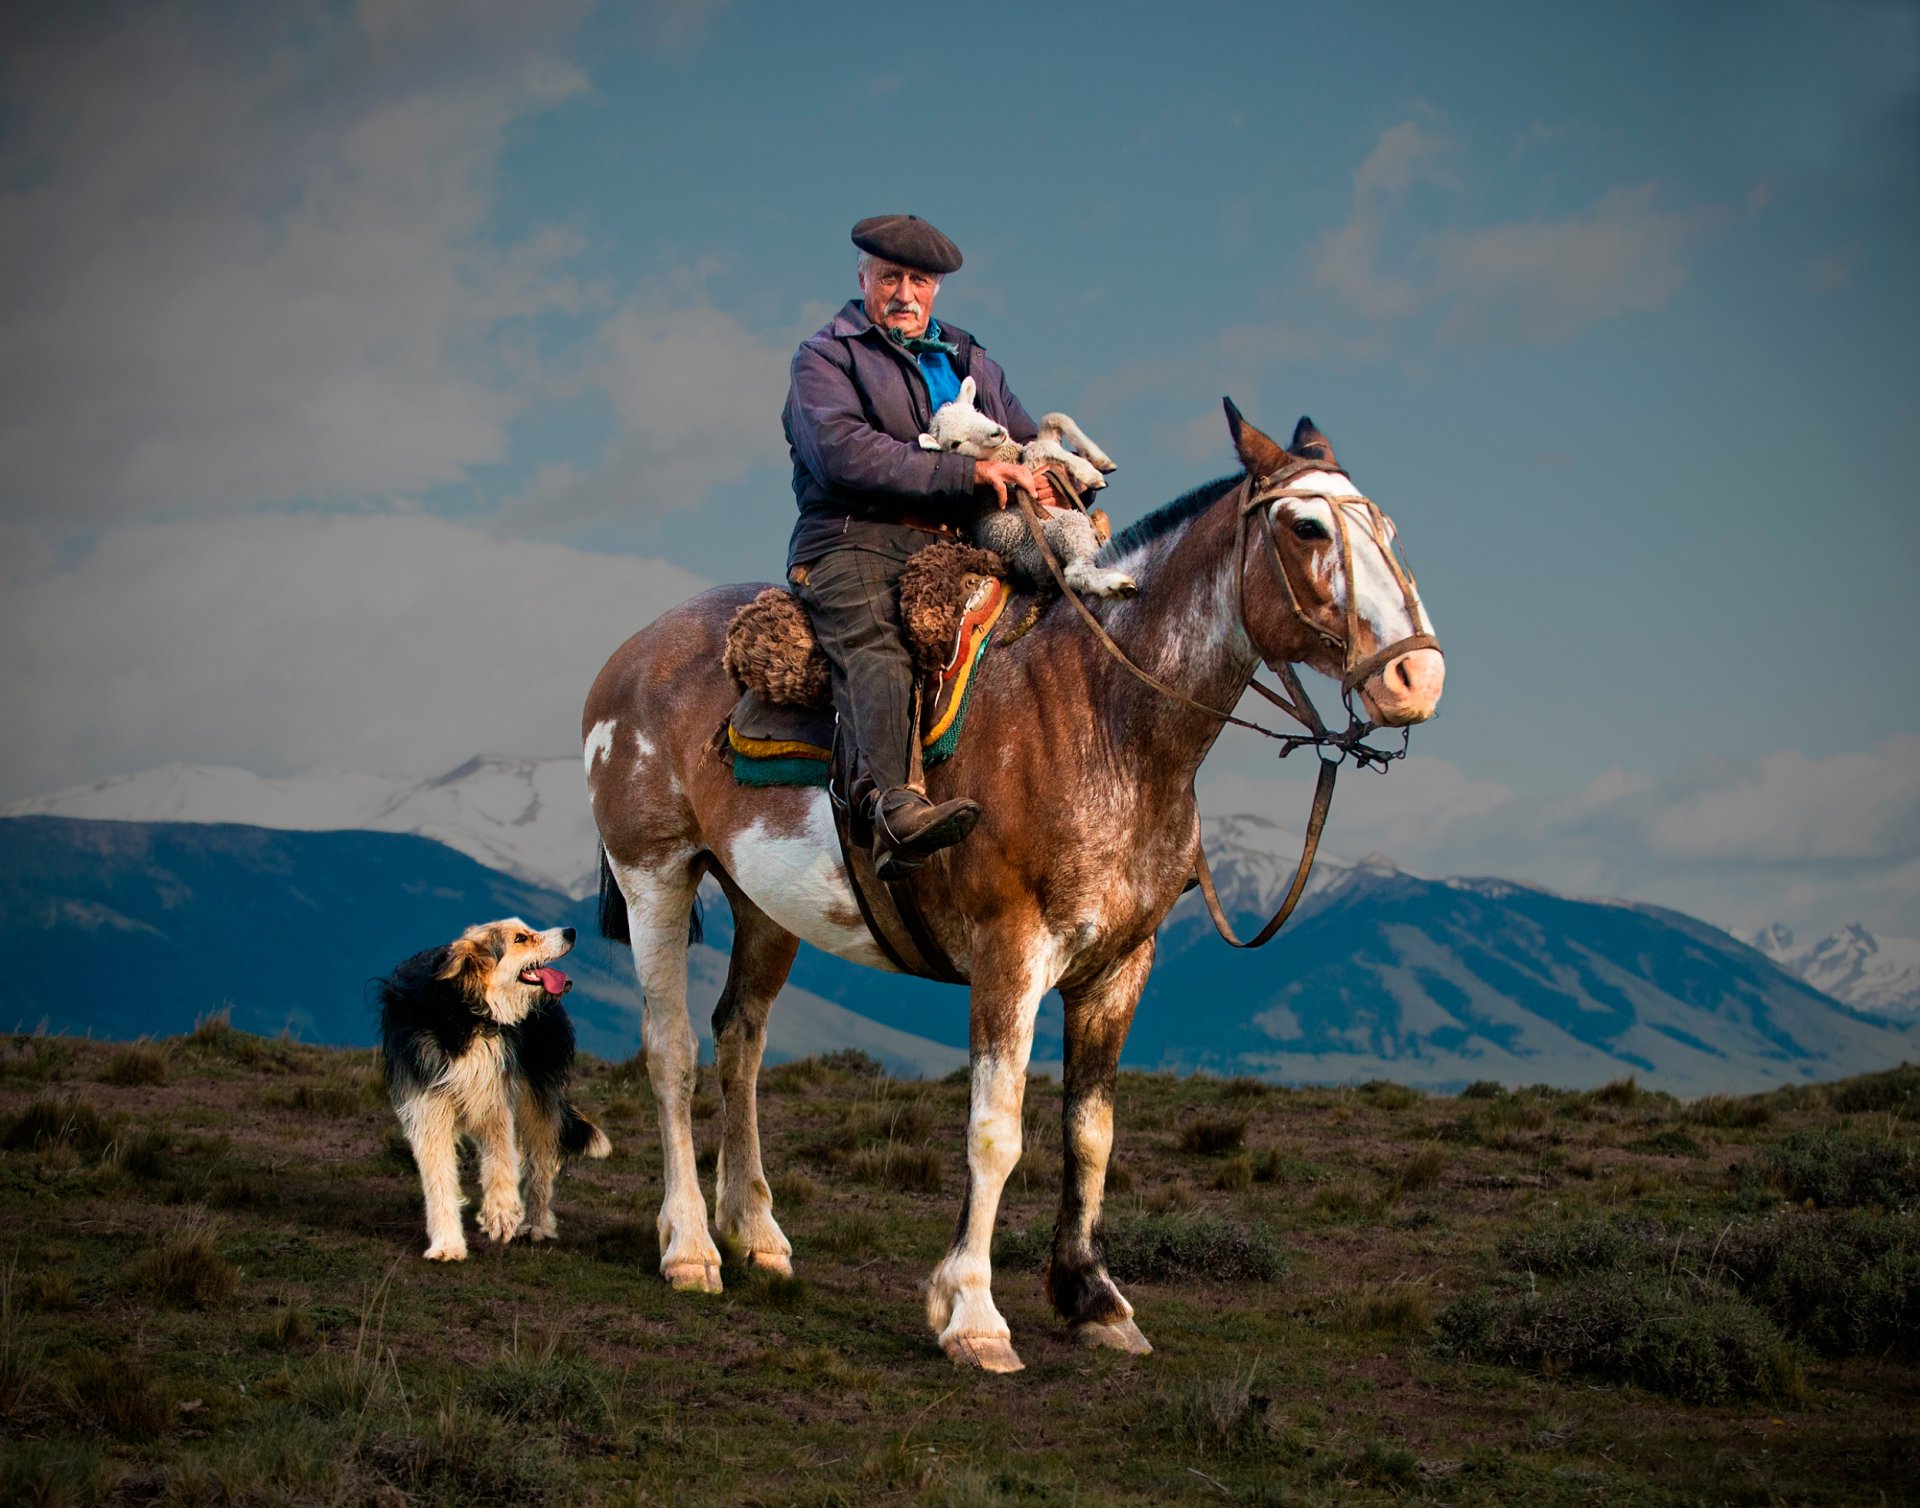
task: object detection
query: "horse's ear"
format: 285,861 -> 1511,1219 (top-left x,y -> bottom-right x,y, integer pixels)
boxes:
1290,416 -> 1336,465
1223,397 -> 1289,480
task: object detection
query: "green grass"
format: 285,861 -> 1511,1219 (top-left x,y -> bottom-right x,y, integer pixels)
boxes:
0,1035 -> 1914,1505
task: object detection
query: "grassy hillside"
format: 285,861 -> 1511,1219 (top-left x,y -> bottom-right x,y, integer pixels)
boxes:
1,1026 -> 1915,1506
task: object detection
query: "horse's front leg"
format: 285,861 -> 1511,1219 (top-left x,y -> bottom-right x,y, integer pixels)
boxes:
617,857 -> 725,1293
1051,937 -> 1154,1353
927,926 -> 1054,1373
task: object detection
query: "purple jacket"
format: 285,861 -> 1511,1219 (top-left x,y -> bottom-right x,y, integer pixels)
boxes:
784,299 -> 1038,568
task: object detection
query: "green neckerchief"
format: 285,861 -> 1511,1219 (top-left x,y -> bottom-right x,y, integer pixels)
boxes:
884,323 -> 960,358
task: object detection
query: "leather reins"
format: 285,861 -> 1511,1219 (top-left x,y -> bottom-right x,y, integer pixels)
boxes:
1014,457 -> 1440,948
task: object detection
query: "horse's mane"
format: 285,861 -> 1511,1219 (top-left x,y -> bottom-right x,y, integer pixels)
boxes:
1099,473 -> 1241,562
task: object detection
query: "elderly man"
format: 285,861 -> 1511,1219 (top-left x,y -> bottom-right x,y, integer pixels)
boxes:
784,214 -> 1051,880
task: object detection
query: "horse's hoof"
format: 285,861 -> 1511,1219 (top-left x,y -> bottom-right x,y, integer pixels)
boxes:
1073,1318 -> 1152,1355
745,1249 -> 793,1276
663,1260 -> 723,1293
943,1334 -> 1025,1373
423,1244 -> 467,1262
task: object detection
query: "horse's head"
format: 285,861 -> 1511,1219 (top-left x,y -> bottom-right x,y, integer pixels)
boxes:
1225,401 -> 1444,727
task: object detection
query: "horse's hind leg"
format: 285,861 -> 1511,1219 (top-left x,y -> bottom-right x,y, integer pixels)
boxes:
614,854 -> 725,1292
927,927 -> 1053,1373
710,874 -> 800,1275
1050,938 -> 1155,1354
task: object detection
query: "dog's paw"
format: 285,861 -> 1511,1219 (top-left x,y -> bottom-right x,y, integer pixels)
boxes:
478,1204 -> 525,1244
424,1242 -> 468,1262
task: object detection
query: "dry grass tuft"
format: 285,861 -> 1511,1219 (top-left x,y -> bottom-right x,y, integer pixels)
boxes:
130,1210 -> 236,1309
1178,1114 -> 1248,1156
98,1043 -> 168,1087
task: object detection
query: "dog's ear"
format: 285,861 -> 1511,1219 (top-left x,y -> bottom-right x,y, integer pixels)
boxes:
435,936 -> 492,993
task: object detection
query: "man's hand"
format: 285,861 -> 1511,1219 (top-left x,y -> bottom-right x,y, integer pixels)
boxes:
974,459 -> 1038,509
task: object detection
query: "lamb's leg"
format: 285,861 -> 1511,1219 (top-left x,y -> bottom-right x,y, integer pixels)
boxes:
1036,413 -> 1117,474
1052,508 -> 1136,598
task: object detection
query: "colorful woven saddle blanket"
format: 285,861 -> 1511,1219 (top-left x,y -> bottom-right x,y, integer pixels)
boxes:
722,542 -> 1010,788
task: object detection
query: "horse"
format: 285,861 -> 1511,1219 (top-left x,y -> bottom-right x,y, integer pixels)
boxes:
582,403 -> 1445,1372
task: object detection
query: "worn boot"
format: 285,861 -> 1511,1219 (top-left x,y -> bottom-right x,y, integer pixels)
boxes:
869,786 -> 981,881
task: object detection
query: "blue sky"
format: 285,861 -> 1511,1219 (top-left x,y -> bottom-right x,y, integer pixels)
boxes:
2,0 -> 1915,940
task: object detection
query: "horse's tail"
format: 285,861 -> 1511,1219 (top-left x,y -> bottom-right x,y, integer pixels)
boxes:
596,845 -> 704,948
597,846 -> 630,944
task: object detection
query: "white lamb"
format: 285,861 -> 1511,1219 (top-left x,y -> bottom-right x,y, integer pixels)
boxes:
916,377 -> 1136,598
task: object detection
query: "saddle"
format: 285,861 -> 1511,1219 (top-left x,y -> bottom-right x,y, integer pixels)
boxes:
722,542 -> 1009,786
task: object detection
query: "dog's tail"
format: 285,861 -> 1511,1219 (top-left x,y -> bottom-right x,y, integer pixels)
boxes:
560,1100 -> 612,1159
596,844 -> 703,947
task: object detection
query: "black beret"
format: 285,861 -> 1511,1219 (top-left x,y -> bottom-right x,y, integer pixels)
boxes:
851,214 -> 962,275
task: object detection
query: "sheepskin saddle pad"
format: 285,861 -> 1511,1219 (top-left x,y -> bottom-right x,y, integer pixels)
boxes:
724,542 -> 1008,788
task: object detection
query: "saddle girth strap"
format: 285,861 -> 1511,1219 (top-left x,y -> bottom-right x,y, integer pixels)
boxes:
825,710 -> 968,986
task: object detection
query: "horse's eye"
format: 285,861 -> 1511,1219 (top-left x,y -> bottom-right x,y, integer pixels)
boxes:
1292,519 -> 1329,541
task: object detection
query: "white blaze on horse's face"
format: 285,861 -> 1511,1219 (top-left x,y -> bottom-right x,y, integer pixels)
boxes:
1274,472 -> 1444,727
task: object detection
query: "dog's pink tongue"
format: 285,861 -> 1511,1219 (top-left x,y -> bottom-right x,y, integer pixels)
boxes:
535,967 -> 571,995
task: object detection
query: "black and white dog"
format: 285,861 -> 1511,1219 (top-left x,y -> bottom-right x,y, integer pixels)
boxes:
379,919 -> 610,1261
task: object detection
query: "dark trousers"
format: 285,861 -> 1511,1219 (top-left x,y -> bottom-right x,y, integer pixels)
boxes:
794,543 -> 919,797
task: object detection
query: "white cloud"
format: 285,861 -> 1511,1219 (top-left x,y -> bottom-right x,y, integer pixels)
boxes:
1312,121 -> 1722,347
0,2 -> 592,529
0,514 -> 706,801
500,289 -> 799,532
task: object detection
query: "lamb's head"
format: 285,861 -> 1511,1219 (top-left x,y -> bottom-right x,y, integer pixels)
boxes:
916,375 -> 1010,458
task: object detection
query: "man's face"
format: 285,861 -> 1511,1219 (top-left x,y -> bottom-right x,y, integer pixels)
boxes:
860,258 -> 940,338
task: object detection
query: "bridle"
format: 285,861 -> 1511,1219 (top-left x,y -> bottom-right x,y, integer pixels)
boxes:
1015,454 -> 1442,948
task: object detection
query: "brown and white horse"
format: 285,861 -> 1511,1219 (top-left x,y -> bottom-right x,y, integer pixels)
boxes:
582,406 -> 1444,1371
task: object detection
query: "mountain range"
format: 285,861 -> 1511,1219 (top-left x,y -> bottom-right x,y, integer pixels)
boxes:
6,759 -> 1915,1094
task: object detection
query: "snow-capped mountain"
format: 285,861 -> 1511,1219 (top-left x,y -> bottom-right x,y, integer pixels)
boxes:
2,756 -> 601,897
1751,922 -> 1920,1018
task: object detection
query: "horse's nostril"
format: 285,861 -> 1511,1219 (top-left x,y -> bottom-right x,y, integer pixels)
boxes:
1395,659 -> 1414,690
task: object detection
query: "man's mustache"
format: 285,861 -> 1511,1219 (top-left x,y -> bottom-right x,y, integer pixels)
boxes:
885,300 -> 921,316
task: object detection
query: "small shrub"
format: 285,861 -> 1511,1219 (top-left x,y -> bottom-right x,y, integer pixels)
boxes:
818,1048 -> 886,1080
2,1093 -> 115,1157
1501,1217 -> 1664,1277
1001,1212 -> 1285,1284
1591,1076 -> 1641,1107
1358,1079 -> 1420,1111
63,1352 -> 174,1440
1630,1127 -> 1705,1157
1178,1114 -> 1247,1155
1751,1128 -> 1919,1210
1826,1063 -> 1920,1116
763,1056 -> 827,1093
771,1170 -> 818,1207
373,1400 -> 558,1502
1217,1076 -> 1272,1100
130,1211 -> 236,1309
1459,1080 -> 1507,1100
99,1044 -> 168,1087
263,1303 -> 316,1351
1437,1272 -> 1802,1403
